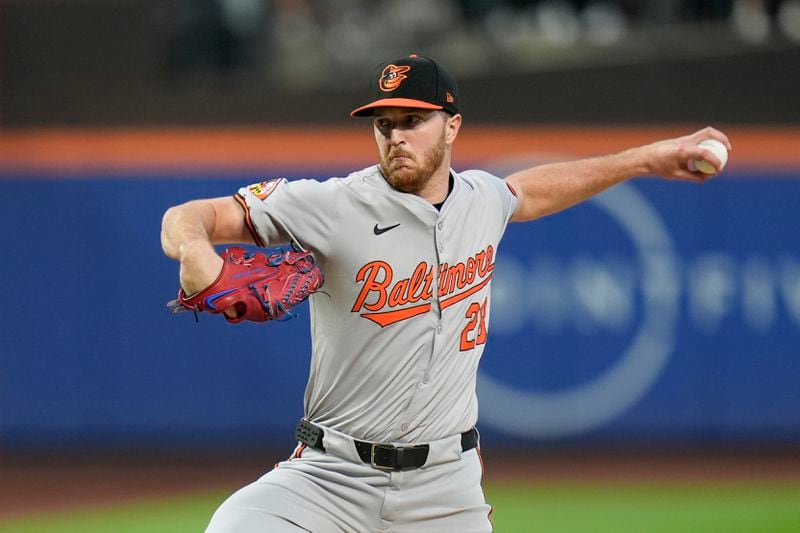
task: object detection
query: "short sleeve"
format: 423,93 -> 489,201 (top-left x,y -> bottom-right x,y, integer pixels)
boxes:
235,177 -> 341,259
501,179 -> 519,223
460,169 -> 518,226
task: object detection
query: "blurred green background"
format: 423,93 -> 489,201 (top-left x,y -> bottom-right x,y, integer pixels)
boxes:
3,482 -> 799,533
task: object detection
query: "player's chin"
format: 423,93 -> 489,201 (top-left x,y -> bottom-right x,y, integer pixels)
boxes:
387,168 -> 424,192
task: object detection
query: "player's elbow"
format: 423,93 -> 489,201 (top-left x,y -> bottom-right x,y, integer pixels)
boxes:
162,204 -> 179,226
161,202 -> 205,259
160,205 -> 182,259
161,199 -> 225,257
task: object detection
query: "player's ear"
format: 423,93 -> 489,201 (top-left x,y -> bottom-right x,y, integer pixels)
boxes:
445,113 -> 462,144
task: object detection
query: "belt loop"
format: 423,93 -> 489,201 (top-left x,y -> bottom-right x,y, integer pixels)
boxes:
395,446 -> 404,468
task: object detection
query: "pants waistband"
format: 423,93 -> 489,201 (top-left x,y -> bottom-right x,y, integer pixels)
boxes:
294,419 -> 478,471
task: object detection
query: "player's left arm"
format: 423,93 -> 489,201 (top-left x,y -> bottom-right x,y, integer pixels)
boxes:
505,127 -> 731,223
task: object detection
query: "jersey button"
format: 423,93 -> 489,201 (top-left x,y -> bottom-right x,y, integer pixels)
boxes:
437,222 -> 443,230
400,423 -> 409,432
436,325 -> 442,334
422,374 -> 430,384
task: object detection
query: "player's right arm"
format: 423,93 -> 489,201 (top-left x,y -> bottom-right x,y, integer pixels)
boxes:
161,196 -> 254,295
505,127 -> 731,222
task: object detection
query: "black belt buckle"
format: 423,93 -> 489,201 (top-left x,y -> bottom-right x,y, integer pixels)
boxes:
370,442 -> 398,471
369,442 -> 429,471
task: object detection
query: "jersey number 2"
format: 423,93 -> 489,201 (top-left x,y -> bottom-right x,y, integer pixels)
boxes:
460,297 -> 488,351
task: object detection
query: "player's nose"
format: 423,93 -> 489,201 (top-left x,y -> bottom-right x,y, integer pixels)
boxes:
387,126 -> 406,145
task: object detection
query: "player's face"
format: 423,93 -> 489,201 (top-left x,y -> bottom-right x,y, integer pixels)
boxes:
373,109 -> 456,194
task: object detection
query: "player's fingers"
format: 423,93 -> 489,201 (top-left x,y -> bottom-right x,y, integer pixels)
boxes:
679,174 -> 709,183
706,128 -> 732,151
691,126 -> 732,151
673,167 -> 710,182
690,146 -> 724,171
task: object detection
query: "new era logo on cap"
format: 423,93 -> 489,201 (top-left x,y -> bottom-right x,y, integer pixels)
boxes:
351,55 -> 459,117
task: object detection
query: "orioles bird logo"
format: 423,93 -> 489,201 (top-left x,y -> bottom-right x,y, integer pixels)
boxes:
379,64 -> 411,92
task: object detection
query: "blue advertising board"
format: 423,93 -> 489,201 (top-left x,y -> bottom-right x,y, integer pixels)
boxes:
1,170 -> 798,449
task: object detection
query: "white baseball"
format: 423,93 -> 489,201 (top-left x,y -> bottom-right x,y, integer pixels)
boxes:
690,139 -> 728,174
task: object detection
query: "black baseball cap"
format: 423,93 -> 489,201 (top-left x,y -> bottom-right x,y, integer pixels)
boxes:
350,54 -> 459,117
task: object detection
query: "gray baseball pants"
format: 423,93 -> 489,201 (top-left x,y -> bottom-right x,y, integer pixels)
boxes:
205,424 -> 493,532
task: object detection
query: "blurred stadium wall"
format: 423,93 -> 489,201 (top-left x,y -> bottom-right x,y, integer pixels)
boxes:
2,0 -> 800,126
1,1 -> 799,454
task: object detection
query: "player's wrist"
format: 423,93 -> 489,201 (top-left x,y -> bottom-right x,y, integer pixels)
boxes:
616,146 -> 652,177
178,240 -> 216,263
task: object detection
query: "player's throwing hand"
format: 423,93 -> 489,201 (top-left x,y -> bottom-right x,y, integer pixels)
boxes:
642,126 -> 732,181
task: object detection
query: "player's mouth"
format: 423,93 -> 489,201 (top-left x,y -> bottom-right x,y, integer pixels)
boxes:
389,153 -> 414,166
388,149 -> 413,160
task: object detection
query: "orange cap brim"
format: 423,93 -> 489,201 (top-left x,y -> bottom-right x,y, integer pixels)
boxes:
350,98 -> 443,117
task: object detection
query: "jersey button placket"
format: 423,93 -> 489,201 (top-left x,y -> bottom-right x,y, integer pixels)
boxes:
435,220 -> 444,254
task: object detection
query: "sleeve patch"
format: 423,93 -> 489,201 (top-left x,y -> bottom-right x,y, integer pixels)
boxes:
248,178 -> 284,200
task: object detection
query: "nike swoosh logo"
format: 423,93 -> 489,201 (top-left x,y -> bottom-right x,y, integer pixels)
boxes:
373,223 -> 400,235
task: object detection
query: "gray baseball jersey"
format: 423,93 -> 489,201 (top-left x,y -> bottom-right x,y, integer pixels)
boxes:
236,164 -> 517,444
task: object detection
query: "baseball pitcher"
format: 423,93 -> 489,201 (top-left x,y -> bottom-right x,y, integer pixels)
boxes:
161,55 -> 730,532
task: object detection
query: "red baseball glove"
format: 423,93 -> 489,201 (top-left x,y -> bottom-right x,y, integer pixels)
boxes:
168,247 -> 324,323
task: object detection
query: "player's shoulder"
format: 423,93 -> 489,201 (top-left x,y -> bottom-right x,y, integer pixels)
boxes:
287,166 -> 377,188
456,168 -> 509,194
458,168 -> 500,181
271,174 -> 347,195
335,165 -> 390,199
338,165 -> 382,186
282,167 -> 381,207
454,168 -> 517,219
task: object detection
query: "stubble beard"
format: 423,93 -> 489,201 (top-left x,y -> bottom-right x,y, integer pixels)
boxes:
379,131 -> 446,194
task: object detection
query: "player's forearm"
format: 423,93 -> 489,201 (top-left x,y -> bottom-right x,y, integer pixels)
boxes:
161,201 -> 218,260
161,201 -> 225,294
506,147 -> 649,222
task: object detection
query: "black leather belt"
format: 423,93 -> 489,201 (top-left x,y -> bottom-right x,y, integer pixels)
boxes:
294,419 -> 478,472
